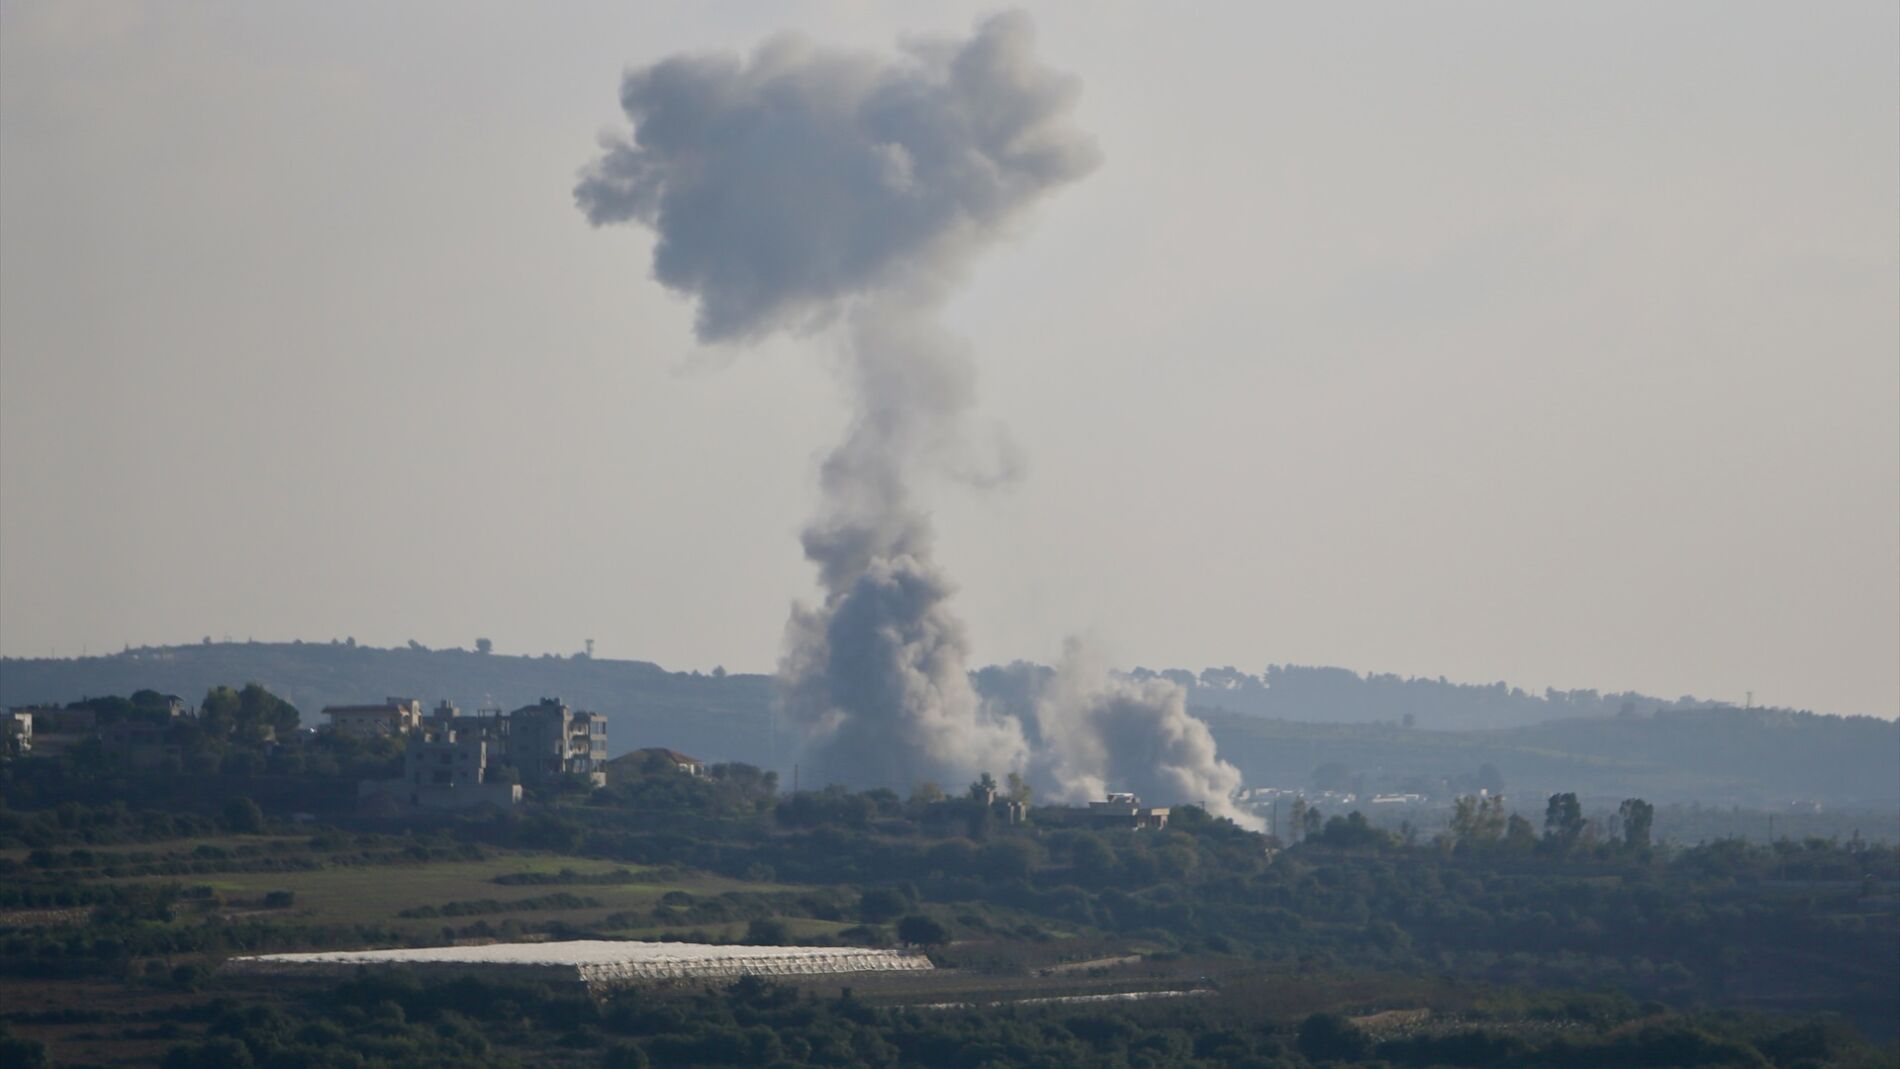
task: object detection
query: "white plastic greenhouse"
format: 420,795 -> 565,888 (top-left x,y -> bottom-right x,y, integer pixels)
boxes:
223,940 -> 932,991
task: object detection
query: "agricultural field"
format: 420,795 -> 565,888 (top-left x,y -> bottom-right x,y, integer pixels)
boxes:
0,823 -> 1194,1066
191,855 -> 766,931
11,829 -> 833,939
4,784 -> 1896,1067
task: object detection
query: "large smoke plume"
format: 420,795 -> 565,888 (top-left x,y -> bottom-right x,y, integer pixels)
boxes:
578,13 -> 1255,826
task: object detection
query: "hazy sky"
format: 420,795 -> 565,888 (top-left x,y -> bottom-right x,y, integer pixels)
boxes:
2,2 -> 1895,718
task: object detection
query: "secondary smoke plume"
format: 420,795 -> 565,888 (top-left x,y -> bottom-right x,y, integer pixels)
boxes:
578,13 -> 1255,825
1014,644 -> 1250,821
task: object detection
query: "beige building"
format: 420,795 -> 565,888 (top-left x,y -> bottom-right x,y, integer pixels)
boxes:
3,711 -> 30,756
358,727 -> 521,812
322,698 -> 423,739
1047,792 -> 1172,831
616,747 -> 705,777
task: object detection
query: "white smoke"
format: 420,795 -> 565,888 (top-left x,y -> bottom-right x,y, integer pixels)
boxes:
579,12 -> 1258,827
1017,643 -> 1253,826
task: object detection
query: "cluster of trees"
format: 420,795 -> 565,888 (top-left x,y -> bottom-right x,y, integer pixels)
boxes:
196,684 -> 299,741
142,972 -> 1892,1069
591,759 -> 778,818
768,774 -> 1030,838
1435,792 -> 1654,853
3,684 -> 404,809
1272,790 -> 1660,856
532,781 -> 1897,1022
5,742 -> 1896,1043
60,684 -> 299,743
62,689 -> 183,721
0,799 -> 231,851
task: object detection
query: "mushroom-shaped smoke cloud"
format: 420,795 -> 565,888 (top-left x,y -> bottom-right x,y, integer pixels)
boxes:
577,11 -> 1097,342
579,12 -> 1256,826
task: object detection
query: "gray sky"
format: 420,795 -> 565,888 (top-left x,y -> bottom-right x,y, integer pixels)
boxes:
2,2 -> 1895,718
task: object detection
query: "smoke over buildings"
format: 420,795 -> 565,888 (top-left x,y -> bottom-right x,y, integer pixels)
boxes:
578,12 -> 1255,826
1013,644 -> 1250,821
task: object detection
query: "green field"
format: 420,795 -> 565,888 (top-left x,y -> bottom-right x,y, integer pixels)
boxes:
196,854 -> 722,930
9,828 -> 830,941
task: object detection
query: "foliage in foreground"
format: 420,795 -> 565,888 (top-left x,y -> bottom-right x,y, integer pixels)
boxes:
145,974 -> 1896,1069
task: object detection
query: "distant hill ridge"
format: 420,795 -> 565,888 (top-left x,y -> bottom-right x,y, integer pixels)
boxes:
2,641 -> 1892,809
1149,663 -> 1786,729
1197,706 -> 1899,810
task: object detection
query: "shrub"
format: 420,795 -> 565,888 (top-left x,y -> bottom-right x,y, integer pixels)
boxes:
1298,1013 -> 1369,1062
221,799 -> 264,835
896,914 -> 948,948
601,1043 -> 649,1069
744,918 -> 789,945
858,888 -> 909,923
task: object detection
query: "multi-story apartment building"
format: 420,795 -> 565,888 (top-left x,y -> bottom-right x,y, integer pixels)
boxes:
425,700 -> 513,763
507,698 -> 607,787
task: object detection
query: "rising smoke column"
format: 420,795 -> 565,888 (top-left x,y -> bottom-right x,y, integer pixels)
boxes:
578,13 -> 1255,822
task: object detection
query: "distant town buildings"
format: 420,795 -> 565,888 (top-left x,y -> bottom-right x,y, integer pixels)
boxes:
344,696 -> 607,811
3,688 -> 643,816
